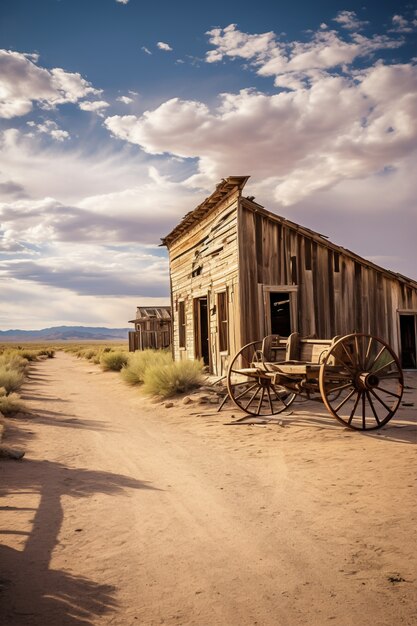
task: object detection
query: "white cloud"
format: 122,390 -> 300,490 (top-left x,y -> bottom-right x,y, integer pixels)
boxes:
0,49 -> 101,119
0,280 -> 168,330
104,60 -> 417,206
206,24 -> 403,89
141,46 -> 152,55
116,0 -> 129,4
157,41 -> 173,52
206,23 -> 276,63
26,119 -> 70,141
117,95 -> 134,104
79,100 -> 110,112
333,10 -> 368,31
389,14 -> 414,33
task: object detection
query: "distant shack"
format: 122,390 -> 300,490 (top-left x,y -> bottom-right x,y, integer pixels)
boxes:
128,306 -> 171,352
161,176 -> 417,377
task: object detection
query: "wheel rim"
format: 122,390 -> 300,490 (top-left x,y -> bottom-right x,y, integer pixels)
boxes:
227,341 -> 296,417
319,333 -> 404,430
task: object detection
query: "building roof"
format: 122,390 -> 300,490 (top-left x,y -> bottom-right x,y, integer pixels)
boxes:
129,306 -> 171,324
161,176 -> 249,247
161,175 -> 417,290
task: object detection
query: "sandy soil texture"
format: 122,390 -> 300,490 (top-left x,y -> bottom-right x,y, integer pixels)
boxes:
0,352 -> 416,626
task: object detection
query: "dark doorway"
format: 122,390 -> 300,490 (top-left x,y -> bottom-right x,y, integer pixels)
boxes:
269,292 -> 291,337
400,315 -> 417,369
194,297 -> 210,366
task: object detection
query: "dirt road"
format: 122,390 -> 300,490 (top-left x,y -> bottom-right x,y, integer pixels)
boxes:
1,352 -> 416,625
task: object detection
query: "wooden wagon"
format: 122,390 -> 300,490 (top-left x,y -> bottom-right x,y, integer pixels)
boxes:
226,333 -> 404,430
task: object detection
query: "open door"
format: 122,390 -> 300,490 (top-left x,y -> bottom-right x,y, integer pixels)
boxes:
400,314 -> 417,369
194,296 -> 210,366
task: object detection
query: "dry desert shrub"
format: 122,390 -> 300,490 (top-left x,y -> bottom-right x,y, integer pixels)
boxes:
0,388 -> 25,415
121,349 -> 172,385
142,359 -> 204,398
100,350 -> 129,371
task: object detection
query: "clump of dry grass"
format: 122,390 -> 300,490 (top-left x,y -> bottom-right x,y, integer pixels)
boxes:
0,388 -> 25,415
100,351 -> 129,371
121,349 -> 172,385
142,359 -> 204,398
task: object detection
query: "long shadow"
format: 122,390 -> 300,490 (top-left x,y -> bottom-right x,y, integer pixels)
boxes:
12,408 -> 110,432
0,458 -> 161,625
222,400 -> 417,443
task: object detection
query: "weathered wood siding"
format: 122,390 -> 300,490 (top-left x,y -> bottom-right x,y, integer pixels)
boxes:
238,202 -> 417,354
167,191 -> 241,375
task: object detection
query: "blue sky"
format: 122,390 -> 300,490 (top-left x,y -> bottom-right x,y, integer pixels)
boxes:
0,0 -> 416,329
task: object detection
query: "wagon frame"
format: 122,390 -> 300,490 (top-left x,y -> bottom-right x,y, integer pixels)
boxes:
226,332 -> 404,430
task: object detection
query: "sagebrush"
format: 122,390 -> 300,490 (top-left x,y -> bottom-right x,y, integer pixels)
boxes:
142,359 -> 204,398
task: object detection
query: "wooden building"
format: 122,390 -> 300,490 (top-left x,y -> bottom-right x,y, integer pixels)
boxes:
128,306 -> 171,352
161,176 -> 417,376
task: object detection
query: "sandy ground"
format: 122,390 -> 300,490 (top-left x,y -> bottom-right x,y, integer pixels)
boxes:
0,352 -> 416,626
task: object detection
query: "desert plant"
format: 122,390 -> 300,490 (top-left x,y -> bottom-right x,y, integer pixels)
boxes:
0,390 -> 25,415
142,359 -> 204,398
100,350 -> 129,372
121,349 -> 172,385
0,366 -> 26,394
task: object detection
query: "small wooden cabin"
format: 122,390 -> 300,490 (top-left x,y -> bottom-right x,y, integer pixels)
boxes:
128,306 -> 171,352
161,176 -> 417,376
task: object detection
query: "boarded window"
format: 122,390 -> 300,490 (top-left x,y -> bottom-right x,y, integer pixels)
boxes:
178,301 -> 186,348
217,291 -> 228,353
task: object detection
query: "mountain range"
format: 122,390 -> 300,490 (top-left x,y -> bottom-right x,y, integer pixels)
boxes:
0,326 -> 130,342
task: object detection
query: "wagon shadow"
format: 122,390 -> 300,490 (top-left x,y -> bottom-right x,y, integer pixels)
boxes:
0,458 -> 161,625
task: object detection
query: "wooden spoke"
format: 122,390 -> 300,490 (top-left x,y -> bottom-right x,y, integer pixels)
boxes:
365,391 -> 381,426
341,342 -> 357,369
256,388 -> 266,415
376,386 -> 402,400
369,389 -> 393,413
364,336 -> 374,370
347,391 -> 362,425
325,381 -> 354,394
266,385 -> 274,414
333,388 -> 356,413
243,386 -> 261,410
368,344 -> 386,371
371,359 -> 395,376
234,383 -> 258,401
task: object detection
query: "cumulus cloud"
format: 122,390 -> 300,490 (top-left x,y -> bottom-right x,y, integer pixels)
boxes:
104,61 -> 417,205
116,0 -> 129,4
206,23 -> 403,88
79,100 -> 110,112
27,119 -> 70,141
157,41 -> 173,52
389,14 -> 415,33
0,49 -> 101,118
117,95 -> 134,104
333,10 -> 368,31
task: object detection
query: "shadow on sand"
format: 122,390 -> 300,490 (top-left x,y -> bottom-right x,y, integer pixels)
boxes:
0,457 -> 160,625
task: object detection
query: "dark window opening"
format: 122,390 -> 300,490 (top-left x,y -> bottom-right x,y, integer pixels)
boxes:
217,292 -> 228,353
334,252 -> 340,272
400,315 -> 416,369
269,292 -> 291,337
178,301 -> 186,348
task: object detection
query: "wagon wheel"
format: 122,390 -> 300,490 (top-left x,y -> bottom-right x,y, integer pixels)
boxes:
227,341 -> 296,417
319,333 -> 404,430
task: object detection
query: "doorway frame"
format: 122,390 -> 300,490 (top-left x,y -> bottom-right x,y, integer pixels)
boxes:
258,284 -> 298,338
397,310 -> 417,370
193,294 -> 211,368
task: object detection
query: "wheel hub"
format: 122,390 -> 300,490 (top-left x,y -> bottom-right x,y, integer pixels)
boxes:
356,372 -> 379,390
